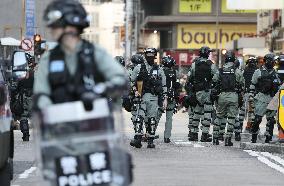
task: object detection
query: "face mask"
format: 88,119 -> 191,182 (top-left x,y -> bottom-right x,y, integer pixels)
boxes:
248,63 -> 256,68
145,56 -> 155,66
265,61 -> 274,69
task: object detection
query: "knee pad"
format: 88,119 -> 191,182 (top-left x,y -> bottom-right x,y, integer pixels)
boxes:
134,116 -> 143,133
147,117 -> 157,135
251,115 -> 262,133
254,115 -> 262,125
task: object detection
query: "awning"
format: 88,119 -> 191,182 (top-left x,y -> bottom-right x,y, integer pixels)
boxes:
240,48 -> 270,56
0,37 -> 21,46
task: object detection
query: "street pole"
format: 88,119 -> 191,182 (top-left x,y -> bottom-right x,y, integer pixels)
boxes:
216,0 -> 220,67
21,0 -> 26,39
125,0 -> 133,59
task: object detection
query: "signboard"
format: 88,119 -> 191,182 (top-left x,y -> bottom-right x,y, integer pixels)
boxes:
222,0 -> 256,13
278,90 -> 284,131
25,0 -> 36,38
177,24 -> 256,49
56,152 -> 112,186
179,0 -> 212,13
20,39 -> 33,51
227,0 -> 284,10
163,50 -> 199,66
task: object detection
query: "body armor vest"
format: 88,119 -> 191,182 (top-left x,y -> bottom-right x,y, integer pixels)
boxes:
243,66 -> 257,92
164,68 -> 177,100
138,63 -> 162,95
219,66 -> 236,92
48,40 -> 104,103
256,69 -> 278,95
194,58 -> 212,91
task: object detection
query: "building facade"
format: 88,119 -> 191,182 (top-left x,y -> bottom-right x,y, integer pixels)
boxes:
133,0 -> 257,66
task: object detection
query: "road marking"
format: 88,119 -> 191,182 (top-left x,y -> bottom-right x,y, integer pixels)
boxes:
174,141 -> 192,145
19,166 -> 37,179
193,144 -> 204,148
260,152 -> 284,167
244,150 -> 284,174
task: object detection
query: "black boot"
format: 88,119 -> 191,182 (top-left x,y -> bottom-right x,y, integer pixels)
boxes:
130,135 -> 142,148
200,133 -> 212,142
225,137 -> 233,146
235,132 -> 241,141
213,137 -> 219,145
251,134 -> 257,143
164,138 -> 171,143
188,132 -> 198,141
20,119 -> 29,142
147,138 -> 155,148
265,135 -> 272,143
219,134 -> 224,141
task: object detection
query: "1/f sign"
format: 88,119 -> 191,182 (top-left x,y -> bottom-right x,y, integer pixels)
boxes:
179,0 -> 212,13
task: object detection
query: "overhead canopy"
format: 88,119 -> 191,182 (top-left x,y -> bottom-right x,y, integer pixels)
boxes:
227,0 -> 284,10
240,48 -> 270,57
0,37 -> 21,46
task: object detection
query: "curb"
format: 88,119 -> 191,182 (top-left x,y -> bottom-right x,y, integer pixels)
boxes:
240,142 -> 284,154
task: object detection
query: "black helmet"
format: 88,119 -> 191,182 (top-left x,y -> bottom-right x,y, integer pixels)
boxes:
131,54 -> 144,65
144,47 -> 158,65
199,46 -> 212,58
225,51 -> 236,63
114,56 -> 125,67
144,48 -> 158,57
246,57 -> 257,65
44,0 -> 89,29
162,55 -> 176,68
264,53 -> 275,69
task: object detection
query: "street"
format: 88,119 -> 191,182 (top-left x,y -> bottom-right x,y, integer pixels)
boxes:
11,111 -> 284,186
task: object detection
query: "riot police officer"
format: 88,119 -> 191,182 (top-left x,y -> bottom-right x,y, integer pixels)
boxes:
242,57 -> 258,133
249,54 -> 281,143
212,51 -> 244,146
10,53 -> 35,141
157,55 -> 179,143
34,0 -> 127,115
277,54 -> 284,83
130,48 -> 167,148
187,46 -> 217,142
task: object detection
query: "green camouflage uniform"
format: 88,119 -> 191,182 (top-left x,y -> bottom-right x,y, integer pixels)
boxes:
188,58 -> 218,135
213,62 -> 244,138
130,62 -> 167,140
249,66 -> 281,139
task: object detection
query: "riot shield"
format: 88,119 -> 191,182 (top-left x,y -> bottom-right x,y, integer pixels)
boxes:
34,98 -> 132,186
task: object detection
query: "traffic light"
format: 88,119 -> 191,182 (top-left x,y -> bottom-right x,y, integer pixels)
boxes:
34,34 -> 45,56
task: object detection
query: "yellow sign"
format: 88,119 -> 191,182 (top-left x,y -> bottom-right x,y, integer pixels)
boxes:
177,24 -> 257,49
278,90 -> 284,130
179,0 -> 212,13
221,0 -> 256,13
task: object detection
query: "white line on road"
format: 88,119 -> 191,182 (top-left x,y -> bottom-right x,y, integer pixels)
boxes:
19,166 -> 37,179
260,152 -> 284,167
193,144 -> 204,148
174,141 -> 192,145
244,150 -> 284,174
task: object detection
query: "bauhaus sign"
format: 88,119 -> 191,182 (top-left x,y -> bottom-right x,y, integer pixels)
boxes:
177,24 -> 256,49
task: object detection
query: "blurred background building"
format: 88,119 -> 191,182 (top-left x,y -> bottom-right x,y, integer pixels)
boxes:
132,0 -> 257,71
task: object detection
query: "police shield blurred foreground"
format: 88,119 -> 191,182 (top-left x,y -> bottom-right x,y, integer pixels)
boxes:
33,0 -> 132,185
